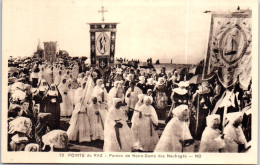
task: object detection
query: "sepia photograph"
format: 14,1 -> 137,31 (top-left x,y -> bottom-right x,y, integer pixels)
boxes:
1,0 -> 258,164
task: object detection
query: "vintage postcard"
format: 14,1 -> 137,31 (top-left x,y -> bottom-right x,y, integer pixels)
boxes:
1,0 -> 258,164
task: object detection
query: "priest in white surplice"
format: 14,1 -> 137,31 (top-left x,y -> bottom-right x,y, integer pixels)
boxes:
103,98 -> 134,152
154,104 -> 194,152
131,96 -> 159,151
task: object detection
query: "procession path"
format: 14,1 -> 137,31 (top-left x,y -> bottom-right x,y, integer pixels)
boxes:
60,117 -> 200,152
59,117 -> 166,152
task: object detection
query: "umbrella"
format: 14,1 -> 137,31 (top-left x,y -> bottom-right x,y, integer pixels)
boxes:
189,66 -> 197,74
189,74 -> 202,84
177,67 -> 188,75
189,66 -> 204,75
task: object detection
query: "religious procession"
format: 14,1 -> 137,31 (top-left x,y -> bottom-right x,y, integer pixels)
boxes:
6,7 -> 252,153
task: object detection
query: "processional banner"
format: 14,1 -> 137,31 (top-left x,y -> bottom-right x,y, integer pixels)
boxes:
203,10 -> 252,90
89,23 -> 118,74
43,41 -> 57,63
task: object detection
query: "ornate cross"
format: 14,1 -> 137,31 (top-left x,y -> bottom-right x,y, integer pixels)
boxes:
91,45 -> 95,52
111,45 -> 114,52
98,6 -> 108,22
100,60 -> 106,69
111,34 -> 115,40
91,35 -> 95,40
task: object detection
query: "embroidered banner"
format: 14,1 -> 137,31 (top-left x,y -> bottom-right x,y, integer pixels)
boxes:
89,23 -> 118,74
203,10 -> 252,89
43,41 -> 57,63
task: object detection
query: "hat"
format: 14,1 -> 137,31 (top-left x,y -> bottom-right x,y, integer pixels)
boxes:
143,95 -> 153,104
147,78 -> 154,85
178,81 -> 189,88
139,76 -> 146,83
206,114 -> 220,127
172,104 -> 188,117
126,74 -> 134,81
147,89 -> 153,93
172,87 -> 188,95
157,77 -> 166,85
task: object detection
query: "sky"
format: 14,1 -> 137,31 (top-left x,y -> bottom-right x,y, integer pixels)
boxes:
2,0 -> 254,64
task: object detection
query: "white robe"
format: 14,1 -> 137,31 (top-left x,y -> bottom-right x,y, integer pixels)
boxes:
44,67 -> 53,85
108,87 -> 125,109
199,127 -> 225,152
58,83 -> 73,117
154,117 -> 193,152
72,64 -> 79,79
68,87 -> 75,106
131,104 -> 159,151
66,88 -> 91,143
92,85 -> 108,103
103,107 -> 134,152
88,103 -> 104,140
125,87 -> 143,109
54,75 -> 62,86
222,124 -> 248,152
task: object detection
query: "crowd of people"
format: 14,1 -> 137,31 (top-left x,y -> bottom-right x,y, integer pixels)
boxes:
7,56 -> 252,152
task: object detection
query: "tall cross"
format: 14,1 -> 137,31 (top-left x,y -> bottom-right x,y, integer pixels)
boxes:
98,6 -> 108,22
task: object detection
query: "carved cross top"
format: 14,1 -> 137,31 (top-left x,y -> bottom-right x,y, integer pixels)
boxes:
98,6 -> 108,22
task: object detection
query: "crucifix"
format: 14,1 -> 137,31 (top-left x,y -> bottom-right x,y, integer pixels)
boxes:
98,6 -> 108,22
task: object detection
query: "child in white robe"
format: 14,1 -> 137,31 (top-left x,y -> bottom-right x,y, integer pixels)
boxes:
199,114 -> 225,152
103,98 -> 134,152
222,112 -> 251,152
154,104 -> 194,152
88,97 -> 104,141
131,96 -> 159,151
92,79 -> 108,122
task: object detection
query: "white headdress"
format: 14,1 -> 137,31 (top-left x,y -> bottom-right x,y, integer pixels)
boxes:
113,98 -> 124,105
206,114 -> 220,127
225,112 -> 243,124
147,78 -> 154,85
143,95 -> 153,104
139,76 -> 146,83
172,104 -> 188,117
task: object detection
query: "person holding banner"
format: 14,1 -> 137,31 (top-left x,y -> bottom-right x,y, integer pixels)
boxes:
222,112 -> 251,153
66,81 -> 91,143
191,80 -> 214,140
199,114 -> 225,152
